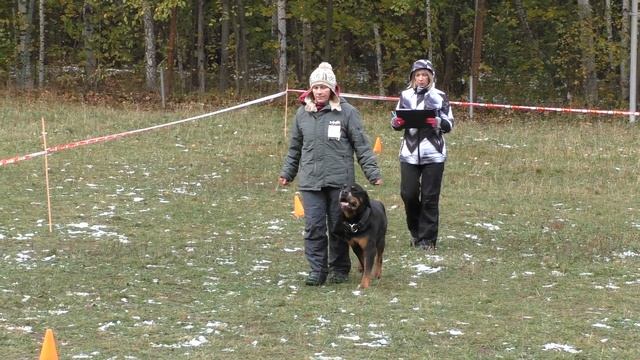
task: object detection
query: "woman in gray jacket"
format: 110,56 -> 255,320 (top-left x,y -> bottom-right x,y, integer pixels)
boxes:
279,62 -> 383,286
391,59 -> 453,251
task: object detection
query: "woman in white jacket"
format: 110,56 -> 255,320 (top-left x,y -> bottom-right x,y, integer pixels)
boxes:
390,59 -> 454,251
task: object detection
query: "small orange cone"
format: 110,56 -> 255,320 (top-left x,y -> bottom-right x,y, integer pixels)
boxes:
293,193 -> 305,218
373,136 -> 382,154
39,329 -> 59,360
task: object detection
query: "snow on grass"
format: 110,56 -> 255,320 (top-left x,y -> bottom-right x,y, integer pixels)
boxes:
464,233 -> 480,241
542,343 -> 581,354
2,178 -> 639,359
427,328 -> 465,337
474,222 -> 501,231
311,353 -> 343,360
336,323 -> 390,348
67,222 -> 129,244
251,259 -> 271,271
615,250 -> 639,259
594,282 -> 620,290
5,325 -> 33,333
70,351 -> 102,359
98,321 -> 120,331
151,335 -> 208,348
143,320 -> 228,352
266,219 -> 286,231
354,333 -> 389,347
15,233 -> 35,240
412,264 -> 442,275
592,322 -> 612,329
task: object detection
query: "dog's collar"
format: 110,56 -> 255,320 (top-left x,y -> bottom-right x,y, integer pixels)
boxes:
343,207 -> 371,234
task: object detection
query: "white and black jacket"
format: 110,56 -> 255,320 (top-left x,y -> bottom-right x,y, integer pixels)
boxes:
391,87 -> 454,165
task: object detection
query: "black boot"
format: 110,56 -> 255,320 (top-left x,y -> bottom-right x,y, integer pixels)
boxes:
305,272 -> 327,286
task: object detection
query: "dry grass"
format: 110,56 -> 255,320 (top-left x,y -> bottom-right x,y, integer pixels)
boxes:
1,97 -> 639,359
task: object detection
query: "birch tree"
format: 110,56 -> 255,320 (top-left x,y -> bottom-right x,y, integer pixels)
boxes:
277,0 -> 286,90
82,1 -> 97,88
232,6 -> 240,91
196,0 -> 205,93
605,0 -> 614,71
470,0 -> 486,101
17,0 -> 34,89
513,0 -> 543,60
37,0 -> 44,87
235,0 -> 248,93
302,18 -> 311,78
621,0 -> 629,100
577,0 -> 598,105
324,0 -> 333,61
425,0 -> 432,60
373,23 -> 383,95
142,0 -> 157,90
166,6 -> 177,95
219,0 -> 230,92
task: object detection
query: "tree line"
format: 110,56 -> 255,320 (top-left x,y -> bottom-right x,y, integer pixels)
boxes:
1,0 -> 635,108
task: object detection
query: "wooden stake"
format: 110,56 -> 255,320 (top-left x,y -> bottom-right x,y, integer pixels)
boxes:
41,117 -> 53,233
284,84 -> 289,138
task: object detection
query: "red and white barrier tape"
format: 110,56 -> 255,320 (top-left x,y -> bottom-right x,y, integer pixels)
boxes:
449,101 -> 640,116
288,88 -> 399,102
290,88 -> 640,116
0,91 -> 286,167
2,89 -> 636,167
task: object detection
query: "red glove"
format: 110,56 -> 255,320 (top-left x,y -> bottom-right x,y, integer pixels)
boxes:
392,117 -> 405,127
425,117 -> 439,128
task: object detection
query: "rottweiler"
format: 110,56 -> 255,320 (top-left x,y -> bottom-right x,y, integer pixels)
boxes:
337,183 -> 387,288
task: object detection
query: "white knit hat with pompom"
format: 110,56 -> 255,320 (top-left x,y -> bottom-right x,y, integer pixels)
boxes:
309,62 -> 337,93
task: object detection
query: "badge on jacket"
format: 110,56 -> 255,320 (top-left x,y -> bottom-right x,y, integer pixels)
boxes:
328,120 -> 341,140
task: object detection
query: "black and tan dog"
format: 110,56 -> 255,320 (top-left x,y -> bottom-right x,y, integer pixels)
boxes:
337,183 -> 387,288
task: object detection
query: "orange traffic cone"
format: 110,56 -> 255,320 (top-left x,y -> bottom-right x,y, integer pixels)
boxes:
373,136 -> 382,154
39,329 -> 59,360
293,193 -> 305,218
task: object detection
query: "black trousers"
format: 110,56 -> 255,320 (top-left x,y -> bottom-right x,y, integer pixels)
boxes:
400,162 -> 445,246
300,187 -> 351,275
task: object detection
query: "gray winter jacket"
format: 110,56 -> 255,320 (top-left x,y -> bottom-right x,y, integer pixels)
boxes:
280,97 -> 381,191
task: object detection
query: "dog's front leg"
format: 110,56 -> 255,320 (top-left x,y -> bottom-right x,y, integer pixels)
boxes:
359,247 -> 378,288
349,241 -> 364,273
373,252 -> 383,279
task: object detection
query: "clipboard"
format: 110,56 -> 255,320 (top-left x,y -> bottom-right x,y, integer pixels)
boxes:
395,109 -> 437,128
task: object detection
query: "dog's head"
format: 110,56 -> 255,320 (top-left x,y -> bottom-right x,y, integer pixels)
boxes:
339,183 -> 370,219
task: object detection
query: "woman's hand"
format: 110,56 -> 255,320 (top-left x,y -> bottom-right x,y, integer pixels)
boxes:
392,117 -> 405,128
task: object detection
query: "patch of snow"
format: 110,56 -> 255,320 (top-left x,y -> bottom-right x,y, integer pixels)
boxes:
615,250 -> 639,258
542,343 -> 581,354
412,264 -> 442,275
475,222 -> 501,231
98,321 -> 119,331
592,323 -> 612,329
151,335 -> 208,348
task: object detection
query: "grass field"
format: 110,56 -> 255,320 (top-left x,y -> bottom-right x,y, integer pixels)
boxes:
1,94 -> 639,359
